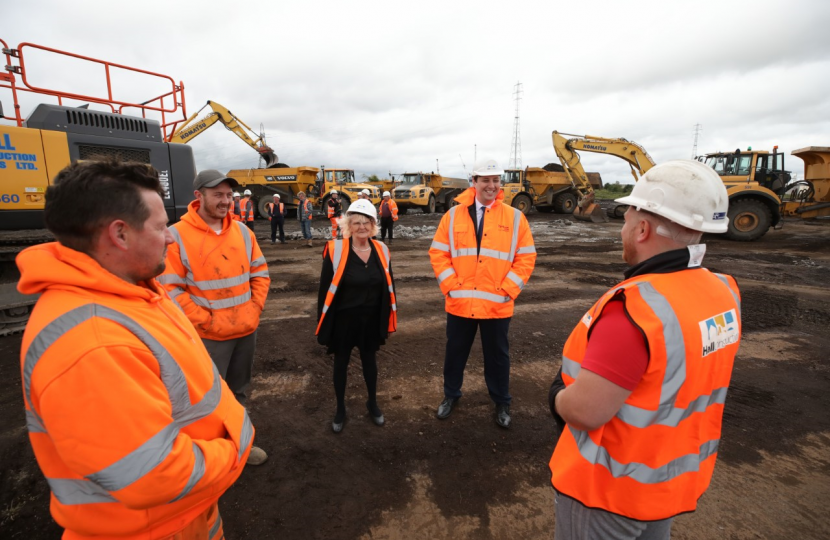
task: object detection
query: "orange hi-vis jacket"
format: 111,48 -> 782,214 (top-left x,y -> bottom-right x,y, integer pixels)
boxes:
429,187 -> 536,319
160,200 -> 270,341
239,197 -> 255,222
380,199 -> 399,221
549,268 -> 742,521
315,238 -> 398,335
16,243 -> 254,539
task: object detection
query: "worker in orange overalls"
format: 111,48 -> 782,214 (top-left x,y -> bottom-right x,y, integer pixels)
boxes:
548,160 -> 742,538
379,190 -> 398,243
240,188 -> 255,230
327,188 -> 343,239
17,161 -> 252,539
429,158 -> 536,429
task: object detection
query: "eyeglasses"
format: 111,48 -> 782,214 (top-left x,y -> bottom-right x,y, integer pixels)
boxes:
351,220 -> 372,228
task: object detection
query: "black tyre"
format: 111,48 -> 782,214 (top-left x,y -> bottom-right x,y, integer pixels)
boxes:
607,204 -> 628,219
553,192 -> 577,214
257,196 -> 271,219
725,198 -> 772,241
511,194 -> 532,215
424,195 -> 436,214
340,197 -> 351,215
445,193 -> 457,210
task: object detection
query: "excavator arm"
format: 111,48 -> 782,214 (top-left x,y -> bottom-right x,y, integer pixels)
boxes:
168,100 -> 278,168
552,131 -> 656,222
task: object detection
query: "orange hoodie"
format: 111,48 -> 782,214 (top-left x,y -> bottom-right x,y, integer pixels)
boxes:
16,243 -> 253,539
160,200 -> 270,341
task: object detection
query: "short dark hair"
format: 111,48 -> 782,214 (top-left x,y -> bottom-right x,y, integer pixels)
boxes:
44,160 -> 165,253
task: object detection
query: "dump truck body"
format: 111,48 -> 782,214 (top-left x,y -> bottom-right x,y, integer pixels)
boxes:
392,172 -> 468,213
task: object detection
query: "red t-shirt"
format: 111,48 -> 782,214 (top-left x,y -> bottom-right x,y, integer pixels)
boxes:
581,298 -> 649,391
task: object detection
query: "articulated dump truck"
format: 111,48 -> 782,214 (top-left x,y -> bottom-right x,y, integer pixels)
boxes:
392,172 -> 468,214
501,165 -> 602,215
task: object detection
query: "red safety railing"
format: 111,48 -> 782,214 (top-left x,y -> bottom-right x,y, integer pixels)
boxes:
0,39 -> 187,139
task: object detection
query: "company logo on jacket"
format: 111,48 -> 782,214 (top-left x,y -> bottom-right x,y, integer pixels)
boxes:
700,309 -> 738,356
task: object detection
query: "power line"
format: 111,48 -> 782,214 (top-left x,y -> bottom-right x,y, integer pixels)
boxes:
692,123 -> 703,159
508,81 -> 523,169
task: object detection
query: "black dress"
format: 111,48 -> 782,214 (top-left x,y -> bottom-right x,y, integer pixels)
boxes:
317,242 -> 394,355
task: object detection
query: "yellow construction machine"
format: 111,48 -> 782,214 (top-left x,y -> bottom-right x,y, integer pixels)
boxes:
781,147 -> 830,220
392,172 -> 468,214
168,100 -> 279,168
501,165 -> 603,215
552,131 -> 655,222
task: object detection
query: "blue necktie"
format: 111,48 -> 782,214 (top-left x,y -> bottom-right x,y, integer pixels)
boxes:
476,208 -> 484,251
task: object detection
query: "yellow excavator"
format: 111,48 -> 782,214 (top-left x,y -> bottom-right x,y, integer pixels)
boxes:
168,100 -> 279,167
552,131 -> 656,222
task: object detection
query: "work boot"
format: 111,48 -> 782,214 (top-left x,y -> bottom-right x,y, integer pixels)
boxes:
246,446 -> 268,466
367,400 -> 385,427
332,408 -> 346,434
495,404 -> 511,429
306,239 -> 313,248
436,397 -> 458,420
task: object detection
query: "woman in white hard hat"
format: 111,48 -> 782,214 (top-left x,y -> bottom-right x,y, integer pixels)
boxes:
316,199 -> 398,433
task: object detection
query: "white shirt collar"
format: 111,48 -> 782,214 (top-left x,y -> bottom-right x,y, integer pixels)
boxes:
475,199 -> 493,216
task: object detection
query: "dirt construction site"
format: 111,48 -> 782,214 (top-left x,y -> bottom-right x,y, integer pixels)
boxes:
1,210 -> 829,540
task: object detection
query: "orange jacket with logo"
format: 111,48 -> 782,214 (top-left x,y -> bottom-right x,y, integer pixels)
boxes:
428,187 -> 536,319
380,199 -> 399,221
160,200 -> 270,341
16,243 -> 254,539
239,197 -> 255,222
549,268 -> 741,521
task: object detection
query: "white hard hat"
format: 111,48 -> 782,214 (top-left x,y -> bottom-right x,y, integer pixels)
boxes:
347,199 -> 377,221
361,188 -> 371,196
273,193 -> 280,198
243,189 -> 252,196
233,192 -> 241,197
615,160 -> 729,233
382,191 -> 391,197
472,159 -> 504,177
330,188 -> 338,195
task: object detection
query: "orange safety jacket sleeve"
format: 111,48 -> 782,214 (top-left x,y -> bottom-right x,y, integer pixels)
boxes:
429,213 -> 460,297
161,240 -> 211,327
246,228 -> 269,311
500,212 -> 536,300
37,344 -> 247,509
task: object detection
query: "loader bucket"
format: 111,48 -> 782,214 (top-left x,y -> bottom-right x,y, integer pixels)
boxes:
573,202 -> 609,223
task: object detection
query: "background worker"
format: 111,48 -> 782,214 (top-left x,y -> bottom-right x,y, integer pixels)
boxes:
160,169 -> 270,466
316,200 -> 398,433
231,191 -> 242,221
268,193 -> 286,244
379,190 -> 398,243
548,160 -> 742,539
327,188 -> 343,239
297,191 -> 314,247
428,159 -> 536,429
359,188 -> 371,200
17,160 -> 253,539
240,188 -> 256,230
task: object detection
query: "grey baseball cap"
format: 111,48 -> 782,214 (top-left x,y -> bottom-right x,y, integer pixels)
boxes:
193,169 -> 239,190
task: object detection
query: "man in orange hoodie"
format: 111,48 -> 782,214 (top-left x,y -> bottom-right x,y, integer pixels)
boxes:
160,169 -> 270,466
17,160 -> 253,539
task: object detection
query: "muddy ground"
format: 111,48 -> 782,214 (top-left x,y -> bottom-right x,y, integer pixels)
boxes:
1,211 -> 829,539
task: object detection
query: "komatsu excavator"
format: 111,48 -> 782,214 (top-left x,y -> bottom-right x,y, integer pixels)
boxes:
168,100 -> 279,168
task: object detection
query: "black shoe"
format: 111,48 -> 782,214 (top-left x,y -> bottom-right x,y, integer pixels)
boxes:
332,409 -> 345,434
367,401 -> 385,426
495,404 -> 511,429
436,397 -> 458,420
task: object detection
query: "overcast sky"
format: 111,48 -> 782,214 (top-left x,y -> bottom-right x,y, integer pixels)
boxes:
4,0 -> 829,183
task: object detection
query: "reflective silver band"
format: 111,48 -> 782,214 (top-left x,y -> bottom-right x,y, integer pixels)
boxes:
250,270 -> 269,279
561,355 -> 580,379
437,268 -> 456,284
715,273 -> 741,319
194,273 -> 250,290
169,442 -> 205,502
617,387 -> 730,428
250,256 -> 266,268
190,290 -> 252,310
508,208 -> 521,263
332,239 -> 344,275
236,221 -> 252,262
157,274 -> 186,286
479,248 -> 510,261
431,240 -> 450,252
391,303 -> 397,311
322,305 -> 329,314
516,245 -> 536,255
454,248 -> 478,257
47,478 -> 118,505
448,289 -> 511,303
238,411 -> 253,462
168,227 -> 192,275
506,271 -> 525,290
209,509 -> 223,539
26,408 -> 46,433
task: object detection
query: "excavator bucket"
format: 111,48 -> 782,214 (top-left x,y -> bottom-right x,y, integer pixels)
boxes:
258,147 -> 279,168
573,202 -> 609,223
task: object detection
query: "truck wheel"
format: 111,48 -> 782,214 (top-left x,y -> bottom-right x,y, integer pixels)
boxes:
511,194 -> 532,215
553,192 -> 577,214
445,193 -> 457,210
424,195 -> 436,214
725,199 -> 772,241
257,196 -> 271,219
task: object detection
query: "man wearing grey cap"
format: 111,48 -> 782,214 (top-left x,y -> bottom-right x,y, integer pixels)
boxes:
159,169 -> 270,465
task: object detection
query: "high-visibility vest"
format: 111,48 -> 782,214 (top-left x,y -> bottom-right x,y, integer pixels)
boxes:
16,242 -> 253,539
380,199 -> 399,221
230,199 -> 242,221
297,199 -> 313,221
267,202 -> 284,220
160,200 -> 270,341
327,198 -> 342,218
315,238 -> 397,335
549,269 -> 741,521
428,187 -> 536,319
239,197 -> 254,222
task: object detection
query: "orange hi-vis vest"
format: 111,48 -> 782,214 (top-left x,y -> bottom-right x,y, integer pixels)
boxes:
230,199 -> 242,221
380,199 -> 399,221
428,187 -> 536,319
315,238 -> 398,335
267,201 -> 285,220
160,200 -> 270,341
239,197 -> 255,222
549,268 -> 742,521
16,242 -> 253,539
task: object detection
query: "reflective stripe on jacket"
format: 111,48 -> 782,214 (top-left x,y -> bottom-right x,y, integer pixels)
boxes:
16,242 -> 253,539
327,199 -> 342,218
315,238 -> 397,335
428,187 -> 536,319
549,269 -> 741,521
239,197 -> 254,222
160,200 -> 270,341
380,199 -> 399,221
